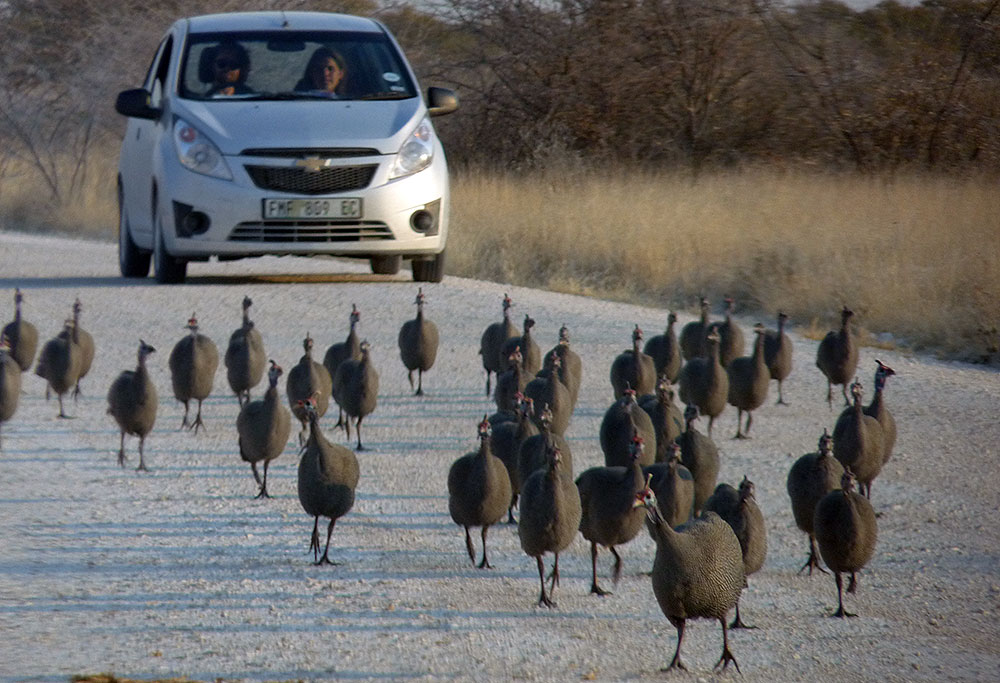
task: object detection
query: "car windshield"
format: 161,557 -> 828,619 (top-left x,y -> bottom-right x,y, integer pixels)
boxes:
179,30 -> 418,101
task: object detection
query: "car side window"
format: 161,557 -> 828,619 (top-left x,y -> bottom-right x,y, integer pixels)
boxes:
146,36 -> 174,108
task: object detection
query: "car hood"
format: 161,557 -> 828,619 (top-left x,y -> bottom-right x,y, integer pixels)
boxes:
174,97 -> 424,155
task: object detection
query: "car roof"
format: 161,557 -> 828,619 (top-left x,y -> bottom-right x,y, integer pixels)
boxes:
183,11 -> 385,35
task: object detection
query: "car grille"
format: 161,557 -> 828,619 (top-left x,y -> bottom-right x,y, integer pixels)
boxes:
244,164 -> 377,195
228,221 -> 393,243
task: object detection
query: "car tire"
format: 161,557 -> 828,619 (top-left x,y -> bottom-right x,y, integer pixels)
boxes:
370,255 -> 402,275
118,185 -> 150,278
412,250 -> 445,283
153,213 -> 187,284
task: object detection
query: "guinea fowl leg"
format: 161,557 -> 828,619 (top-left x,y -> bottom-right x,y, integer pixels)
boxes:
729,599 -> 755,629
57,394 -> 71,419
463,526 -> 476,565
477,526 -> 494,569
847,571 -> 859,594
191,399 -> 206,434
548,553 -> 561,592
826,381 -> 833,409
744,412 -> 754,437
407,369 -> 415,393
415,369 -> 424,396
309,517 -> 321,563
136,436 -> 149,472
831,571 -> 857,618
714,617 -> 742,672
799,536 -> 829,575
73,380 -> 82,402
610,546 -> 624,585
663,617 -> 688,672
317,519 -> 340,566
255,461 -> 272,499
506,494 -> 517,525
734,409 -> 745,439
355,417 -> 365,451
776,381 -> 788,405
250,462 -> 262,486
589,543 -> 611,596
180,401 -> 191,430
485,371 -> 492,398
536,556 -> 554,608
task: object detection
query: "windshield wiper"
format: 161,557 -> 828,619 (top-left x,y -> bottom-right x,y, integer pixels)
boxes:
358,91 -> 413,101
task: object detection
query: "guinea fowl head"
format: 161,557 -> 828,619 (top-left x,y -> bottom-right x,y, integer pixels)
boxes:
349,304 -> 360,327
629,435 -> 645,462
850,380 -> 864,405
548,445 -> 562,469
0,336 -> 10,354
268,360 -> 283,383
818,428 -> 833,455
739,476 -> 756,502
632,324 -> 643,344
242,296 -> 252,311
520,394 -> 535,417
360,340 -> 371,355
138,339 -> 156,361
509,346 -> 522,365
558,324 -> 570,343
656,374 -> 672,397
874,359 -> 896,390
298,397 -> 319,421
633,474 -> 657,510
185,314 -> 198,333
523,314 -> 534,331
684,403 -> 699,425
477,415 -> 491,440
502,294 -> 513,316
302,334 -> 314,352
14,288 -> 24,306
668,311 -> 677,325
725,297 -> 736,312
414,288 -> 425,307
778,311 -> 788,324
72,298 -> 83,315
753,322 -> 766,336
841,306 -> 854,323
840,468 -> 858,494
666,442 -> 681,464
538,404 -> 553,428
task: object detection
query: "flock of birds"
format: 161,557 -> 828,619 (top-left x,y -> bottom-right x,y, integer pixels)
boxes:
0,286 -> 898,674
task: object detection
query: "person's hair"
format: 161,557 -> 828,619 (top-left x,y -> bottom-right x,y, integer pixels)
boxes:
303,47 -> 346,88
212,41 -> 250,82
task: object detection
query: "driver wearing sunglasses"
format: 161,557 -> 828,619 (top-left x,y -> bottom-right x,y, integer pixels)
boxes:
206,41 -> 253,96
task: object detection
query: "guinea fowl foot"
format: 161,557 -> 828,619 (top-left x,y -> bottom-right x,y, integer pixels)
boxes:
729,605 -> 756,630
847,572 -> 859,593
714,645 -> 741,673
314,553 -> 341,566
590,582 -> 612,596
254,486 -> 272,499
117,449 -> 127,467
831,606 -> 858,618
661,656 -> 687,673
537,590 -> 555,608
798,550 -> 828,576
135,461 -> 149,472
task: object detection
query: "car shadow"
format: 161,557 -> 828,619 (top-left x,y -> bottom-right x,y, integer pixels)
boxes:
0,272 -> 410,288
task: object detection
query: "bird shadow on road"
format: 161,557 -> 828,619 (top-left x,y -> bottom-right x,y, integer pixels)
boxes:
0,273 -> 409,289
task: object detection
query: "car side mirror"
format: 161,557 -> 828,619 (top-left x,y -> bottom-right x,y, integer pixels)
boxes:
115,88 -> 161,120
426,87 -> 458,117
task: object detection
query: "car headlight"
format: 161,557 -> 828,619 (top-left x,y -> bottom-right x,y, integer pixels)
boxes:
173,118 -> 232,180
389,118 -> 434,180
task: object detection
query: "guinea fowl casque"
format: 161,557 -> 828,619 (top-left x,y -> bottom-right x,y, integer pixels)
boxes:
786,428 -> 845,575
638,374 -> 684,462
500,313 -> 541,377
478,293 -> 518,396
609,324 -> 656,399
297,398 -> 360,565
600,388 -> 656,468
679,297 -> 710,361
168,314 -> 219,433
35,318 -> 82,419
643,311 -> 681,383
725,323 -> 770,439
705,297 -> 745,369
323,304 -> 361,430
575,435 -> 648,595
397,288 -> 439,396
333,339 -> 379,450
0,337 -> 22,452
518,444 -> 581,608
106,340 -> 157,471
833,380 -> 885,499
816,306 -> 859,408
675,404 -> 720,515
58,298 -> 94,400
678,330 -> 729,437
813,469 -> 878,617
237,360 -> 291,498
866,360 -> 897,466
225,296 -> 266,407
763,311 -> 793,405
287,333 -> 332,445
641,442 -> 695,528
634,483 -> 745,673
542,324 -> 582,408
2,288 -> 38,372
447,416 -> 512,569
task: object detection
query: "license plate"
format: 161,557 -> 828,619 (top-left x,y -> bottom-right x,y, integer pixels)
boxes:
263,198 -> 362,220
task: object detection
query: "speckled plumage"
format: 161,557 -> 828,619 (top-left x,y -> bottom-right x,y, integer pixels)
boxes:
107,340 -> 157,470
609,325 -> 656,399
678,332 -> 729,436
225,296 -> 266,406
600,390 -> 656,468
643,311 -> 681,383
816,306 -> 859,407
168,315 -> 219,433
397,289 -> 439,396
833,381 -> 884,499
674,405 -> 720,514
238,361 -> 291,498
726,324 -> 770,438
787,429 -> 845,575
479,294 -> 518,396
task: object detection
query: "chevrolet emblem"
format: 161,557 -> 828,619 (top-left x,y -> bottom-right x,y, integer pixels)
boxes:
294,157 -> 332,173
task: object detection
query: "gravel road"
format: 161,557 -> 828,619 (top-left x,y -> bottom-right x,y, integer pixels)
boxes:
0,230 -> 998,682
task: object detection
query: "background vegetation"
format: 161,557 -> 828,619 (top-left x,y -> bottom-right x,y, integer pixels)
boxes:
0,0 -> 997,361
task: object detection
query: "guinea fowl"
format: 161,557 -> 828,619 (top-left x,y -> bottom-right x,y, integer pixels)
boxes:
866,360 -> 897,466
609,324 -> 656,399
679,297 -> 710,361
725,323 -> 770,439
517,404 -> 573,491
494,347 -> 531,413
600,389 -> 656,468
333,339 -> 379,450
2,288 -> 38,372
787,429 -> 844,575
237,360 -> 291,498
106,340 -> 157,471
447,416 -> 512,569
478,293 -> 518,396
832,381 -> 885,499
705,297 -> 745,369
763,311 -> 793,404
58,298 -> 94,400
225,296 -> 266,407
518,444 -> 582,608
675,404 -> 720,515
0,337 -> 22,451
641,442 -> 695,528
575,435 -> 648,595
323,304 -> 361,430
397,288 -> 439,396
297,398 -> 360,565
638,374 -> 684,462
814,469 -> 878,617
542,325 -> 582,408
816,306 -> 859,408
168,314 -> 219,433
490,394 -> 539,523
524,354 -> 572,437
704,477 -> 767,629
35,318 -> 82,418
677,330 -> 729,436
643,311 -> 681,382
500,313 -> 541,376
634,484 -> 744,673
287,333 -> 333,445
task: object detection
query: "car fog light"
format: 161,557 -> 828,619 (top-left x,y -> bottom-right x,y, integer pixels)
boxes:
411,210 -> 434,233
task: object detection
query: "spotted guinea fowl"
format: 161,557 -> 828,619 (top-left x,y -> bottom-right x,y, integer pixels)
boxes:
447,416 -> 512,569
705,297 -> 745,369
287,333 -> 332,445
518,443 -> 582,608
494,347 -> 531,413
297,397 -> 359,565
500,313 -> 541,377
787,428 -> 844,575
35,318 -> 82,418
833,380 -> 885,499
478,293 -> 518,396
323,304 -> 361,430
641,442 -> 695,528
225,296 -> 266,407
0,337 -> 22,452
725,323 -> 770,439
57,298 -> 94,401
704,477 -> 767,629
542,324 -> 582,408
490,394 -> 539,523
813,469 -> 878,617
816,306 -> 859,408
168,314 -> 219,433
106,340 -> 157,471
2,288 -> 38,372
333,339 -> 379,450
575,435 -> 648,595
524,354 -> 572,437
763,311 -> 793,405
609,324 -> 656,399
643,311 -> 682,383
679,297 -> 710,361
517,403 -> 573,491
638,374 -> 684,462
675,404 -> 720,515
677,330 -> 729,437
237,360 -> 291,498
634,484 -> 745,673
600,389 -> 656,468
866,360 -> 897,466
397,288 -> 439,396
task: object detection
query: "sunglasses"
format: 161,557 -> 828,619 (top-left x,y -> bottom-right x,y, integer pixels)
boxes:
214,57 -> 240,70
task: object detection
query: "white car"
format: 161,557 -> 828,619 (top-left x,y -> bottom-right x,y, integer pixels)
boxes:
114,11 -> 457,284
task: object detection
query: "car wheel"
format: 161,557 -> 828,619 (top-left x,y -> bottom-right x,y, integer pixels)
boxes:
153,213 -> 187,284
412,250 -> 445,283
370,255 -> 402,275
118,184 -> 150,278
